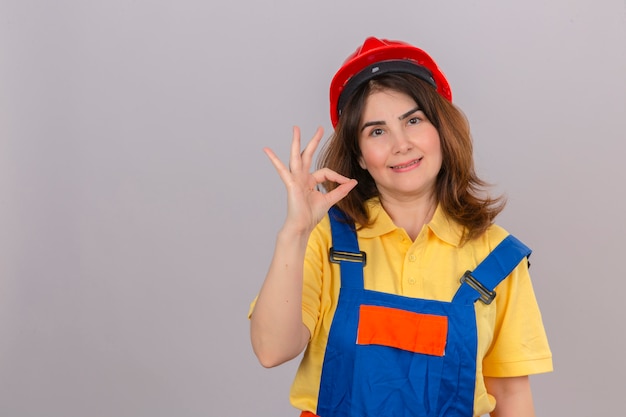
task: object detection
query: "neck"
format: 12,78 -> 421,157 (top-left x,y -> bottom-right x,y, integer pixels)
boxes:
380,194 -> 437,241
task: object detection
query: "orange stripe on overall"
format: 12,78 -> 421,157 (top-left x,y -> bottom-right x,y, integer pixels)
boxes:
357,305 -> 448,356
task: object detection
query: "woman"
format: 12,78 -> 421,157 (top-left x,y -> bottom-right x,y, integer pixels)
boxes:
250,37 -> 552,417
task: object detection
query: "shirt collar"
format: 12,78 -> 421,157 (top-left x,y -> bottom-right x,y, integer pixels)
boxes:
357,198 -> 464,247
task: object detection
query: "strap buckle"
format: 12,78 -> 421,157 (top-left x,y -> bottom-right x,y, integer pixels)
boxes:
329,248 -> 366,265
461,270 -> 496,305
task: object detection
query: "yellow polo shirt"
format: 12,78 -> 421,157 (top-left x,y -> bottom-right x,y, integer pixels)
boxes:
289,198 -> 552,416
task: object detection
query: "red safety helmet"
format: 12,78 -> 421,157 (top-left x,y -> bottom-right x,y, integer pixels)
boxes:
329,37 -> 452,127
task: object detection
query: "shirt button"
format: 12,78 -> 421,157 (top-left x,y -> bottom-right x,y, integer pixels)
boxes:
408,277 -> 416,285
408,255 -> 417,262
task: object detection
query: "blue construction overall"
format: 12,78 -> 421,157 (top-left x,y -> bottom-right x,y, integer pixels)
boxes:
311,207 -> 531,417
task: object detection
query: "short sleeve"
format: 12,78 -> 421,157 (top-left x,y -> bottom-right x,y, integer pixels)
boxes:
482,258 -> 553,377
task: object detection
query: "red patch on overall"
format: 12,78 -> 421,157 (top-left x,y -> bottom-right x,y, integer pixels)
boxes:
357,305 -> 448,356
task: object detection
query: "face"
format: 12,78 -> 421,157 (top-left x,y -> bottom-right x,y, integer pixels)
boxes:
358,89 -> 442,202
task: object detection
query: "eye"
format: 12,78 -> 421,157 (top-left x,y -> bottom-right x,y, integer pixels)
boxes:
407,117 -> 421,125
370,128 -> 384,137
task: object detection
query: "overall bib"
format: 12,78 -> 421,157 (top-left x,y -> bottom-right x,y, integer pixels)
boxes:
310,208 -> 531,417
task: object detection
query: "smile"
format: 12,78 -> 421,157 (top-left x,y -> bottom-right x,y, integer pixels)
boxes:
390,158 -> 421,170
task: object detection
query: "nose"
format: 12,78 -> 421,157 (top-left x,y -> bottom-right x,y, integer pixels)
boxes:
392,129 -> 412,154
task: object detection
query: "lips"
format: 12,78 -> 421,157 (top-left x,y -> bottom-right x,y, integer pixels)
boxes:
390,158 -> 422,170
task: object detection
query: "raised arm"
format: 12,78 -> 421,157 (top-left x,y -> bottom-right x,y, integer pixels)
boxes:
250,126 -> 357,368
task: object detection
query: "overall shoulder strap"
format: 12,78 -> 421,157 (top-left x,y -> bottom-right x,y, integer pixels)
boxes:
452,234 -> 531,305
328,207 -> 365,289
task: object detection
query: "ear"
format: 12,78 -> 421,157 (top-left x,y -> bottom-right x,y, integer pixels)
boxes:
358,156 -> 367,170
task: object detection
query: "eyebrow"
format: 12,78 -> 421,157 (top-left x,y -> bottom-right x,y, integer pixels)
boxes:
399,106 -> 421,120
360,106 -> 422,132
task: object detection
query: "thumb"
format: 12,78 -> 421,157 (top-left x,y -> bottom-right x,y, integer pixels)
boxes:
324,179 -> 358,207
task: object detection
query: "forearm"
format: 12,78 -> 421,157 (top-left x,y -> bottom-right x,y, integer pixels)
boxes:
251,126 -> 357,368
250,227 -> 312,367
485,376 -> 535,417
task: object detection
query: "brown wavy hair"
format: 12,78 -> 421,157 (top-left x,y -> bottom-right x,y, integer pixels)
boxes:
317,73 -> 505,243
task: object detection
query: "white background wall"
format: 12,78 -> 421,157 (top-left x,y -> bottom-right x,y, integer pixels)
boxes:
1,0 -> 625,416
